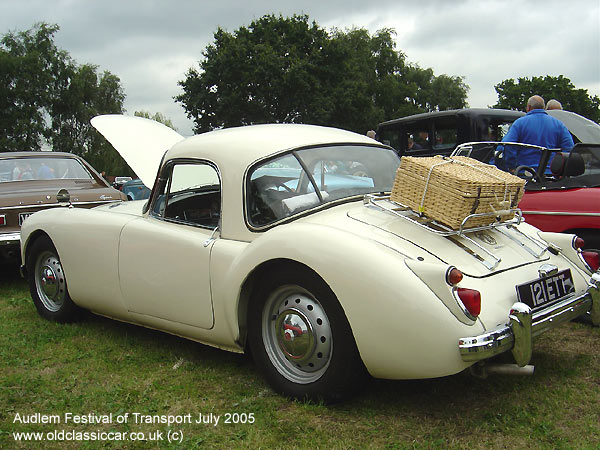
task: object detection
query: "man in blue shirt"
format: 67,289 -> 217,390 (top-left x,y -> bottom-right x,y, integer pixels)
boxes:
501,95 -> 574,172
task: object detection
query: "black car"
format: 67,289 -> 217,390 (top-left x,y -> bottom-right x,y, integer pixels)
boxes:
377,108 -> 524,157
377,108 -> 600,159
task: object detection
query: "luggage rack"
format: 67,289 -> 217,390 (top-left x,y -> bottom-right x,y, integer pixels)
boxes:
363,193 -> 549,270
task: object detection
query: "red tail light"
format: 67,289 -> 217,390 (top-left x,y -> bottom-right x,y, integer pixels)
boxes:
582,251 -> 600,272
573,236 -> 585,249
457,288 -> 481,318
0,215 -> 5,226
446,267 -> 463,285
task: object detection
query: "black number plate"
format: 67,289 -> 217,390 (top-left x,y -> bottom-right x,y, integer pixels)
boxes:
18,212 -> 33,226
516,269 -> 575,309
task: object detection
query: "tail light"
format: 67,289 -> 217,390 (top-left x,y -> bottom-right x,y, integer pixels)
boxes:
582,251 -> 600,272
0,215 -> 5,226
573,236 -> 585,249
456,288 -> 481,318
446,267 -> 463,285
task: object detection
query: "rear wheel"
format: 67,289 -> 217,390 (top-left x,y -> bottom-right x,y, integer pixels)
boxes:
27,236 -> 81,322
248,266 -> 368,402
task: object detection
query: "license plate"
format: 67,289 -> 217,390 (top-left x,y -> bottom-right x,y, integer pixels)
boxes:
516,269 -> 575,309
18,212 -> 33,226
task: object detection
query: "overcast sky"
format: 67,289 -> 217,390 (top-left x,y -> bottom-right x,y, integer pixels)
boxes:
1,0 -> 598,135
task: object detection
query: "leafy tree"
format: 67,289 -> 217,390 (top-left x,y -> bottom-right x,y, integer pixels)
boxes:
51,64 -> 127,173
134,110 -> 177,130
176,14 -> 468,134
1,23 -> 128,175
493,75 -> 600,122
0,23 -> 68,151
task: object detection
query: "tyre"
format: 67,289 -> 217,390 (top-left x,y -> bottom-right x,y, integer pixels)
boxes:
248,266 -> 368,402
27,236 -> 81,322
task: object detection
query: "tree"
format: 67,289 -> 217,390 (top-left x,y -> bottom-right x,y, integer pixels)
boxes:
0,23 -> 68,151
493,75 -> 600,122
1,23 -> 129,174
176,14 -> 468,134
50,64 -> 127,173
134,110 -> 177,130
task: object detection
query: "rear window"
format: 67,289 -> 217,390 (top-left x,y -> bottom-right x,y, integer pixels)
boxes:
0,157 -> 93,182
247,144 -> 400,228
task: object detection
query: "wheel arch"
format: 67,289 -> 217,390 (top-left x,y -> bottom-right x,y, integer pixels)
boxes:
236,258 -> 330,350
23,229 -> 52,271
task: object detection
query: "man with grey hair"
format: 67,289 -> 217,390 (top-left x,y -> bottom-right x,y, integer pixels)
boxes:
546,99 -> 563,110
500,95 -> 573,172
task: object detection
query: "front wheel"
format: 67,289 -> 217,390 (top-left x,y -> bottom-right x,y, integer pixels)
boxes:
248,267 -> 368,402
27,236 -> 81,322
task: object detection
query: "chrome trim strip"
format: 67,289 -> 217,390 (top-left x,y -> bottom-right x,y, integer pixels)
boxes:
496,225 -> 547,258
459,290 -> 593,364
522,211 -> 600,217
0,232 -> 20,244
0,200 -> 120,211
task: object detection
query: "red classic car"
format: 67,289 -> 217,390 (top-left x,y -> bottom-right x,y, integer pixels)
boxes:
517,143 -> 599,253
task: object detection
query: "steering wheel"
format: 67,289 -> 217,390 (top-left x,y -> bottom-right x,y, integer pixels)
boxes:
273,180 -> 294,193
514,165 -> 537,181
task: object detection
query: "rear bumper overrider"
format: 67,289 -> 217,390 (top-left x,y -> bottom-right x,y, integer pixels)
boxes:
459,283 -> 598,366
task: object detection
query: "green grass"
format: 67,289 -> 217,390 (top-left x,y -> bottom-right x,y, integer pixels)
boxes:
1,266 -> 599,449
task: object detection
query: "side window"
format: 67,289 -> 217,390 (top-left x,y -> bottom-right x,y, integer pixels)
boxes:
480,119 -> 515,141
378,126 -> 401,151
405,124 -> 430,152
152,162 -> 220,229
433,117 -> 457,150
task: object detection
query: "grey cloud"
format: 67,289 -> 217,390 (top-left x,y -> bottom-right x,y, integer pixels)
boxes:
1,0 -> 598,134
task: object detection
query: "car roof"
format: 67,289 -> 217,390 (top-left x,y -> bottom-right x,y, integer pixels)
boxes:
378,108 -> 524,127
166,123 -> 382,168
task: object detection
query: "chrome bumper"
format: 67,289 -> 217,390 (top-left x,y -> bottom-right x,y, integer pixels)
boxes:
0,232 -> 20,246
459,287 -> 598,366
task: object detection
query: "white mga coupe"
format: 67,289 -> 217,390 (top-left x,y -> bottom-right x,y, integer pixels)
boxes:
20,115 -> 600,401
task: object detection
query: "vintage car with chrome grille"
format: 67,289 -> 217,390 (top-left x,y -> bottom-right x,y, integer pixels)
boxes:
19,115 -> 600,402
0,152 -> 126,263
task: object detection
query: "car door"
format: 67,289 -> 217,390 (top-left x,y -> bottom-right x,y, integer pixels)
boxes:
118,160 -> 221,329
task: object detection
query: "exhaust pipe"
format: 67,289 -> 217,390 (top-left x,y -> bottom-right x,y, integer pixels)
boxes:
486,364 -> 535,376
470,362 -> 535,379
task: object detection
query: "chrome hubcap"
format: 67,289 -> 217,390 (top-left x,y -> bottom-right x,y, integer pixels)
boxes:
263,286 -> 332,384
276,311 -> 313,361
35,251 -> 66,312
41,266 -> 59,298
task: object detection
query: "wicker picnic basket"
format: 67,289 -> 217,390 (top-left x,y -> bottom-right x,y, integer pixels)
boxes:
390,155 -> 525,229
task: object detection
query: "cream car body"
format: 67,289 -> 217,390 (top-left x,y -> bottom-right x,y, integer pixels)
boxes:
20,116 -> 599,401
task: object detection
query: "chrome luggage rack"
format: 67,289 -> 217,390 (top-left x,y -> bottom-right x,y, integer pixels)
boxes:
363,193 -> 549,270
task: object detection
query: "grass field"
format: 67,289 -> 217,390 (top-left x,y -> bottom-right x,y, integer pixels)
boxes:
1,266 -> 599,449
